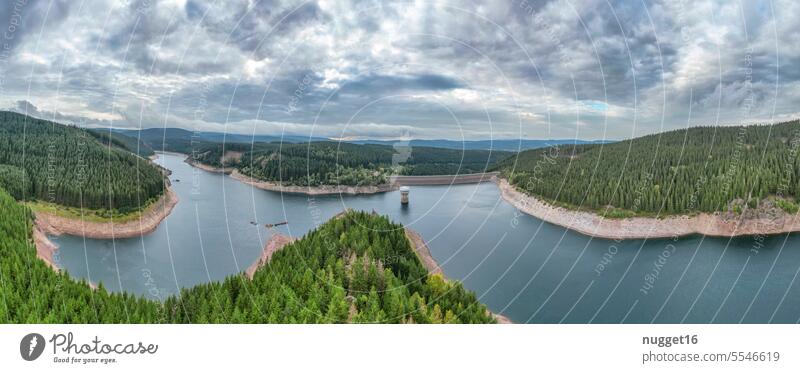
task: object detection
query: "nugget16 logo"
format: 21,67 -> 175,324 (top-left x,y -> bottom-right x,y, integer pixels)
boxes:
20,333 -> 46,361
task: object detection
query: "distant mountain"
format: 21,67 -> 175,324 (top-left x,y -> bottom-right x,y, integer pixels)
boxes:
196,132 -> 327,144
111,127 -> 612,152
347,138 -> 612,151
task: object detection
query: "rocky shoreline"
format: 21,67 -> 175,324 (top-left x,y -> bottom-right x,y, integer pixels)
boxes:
184,154 -> 498,196
496,178 -> 800,239
184,156 -> 397,195
34,187 -> 179,240
185,158 -> 232,174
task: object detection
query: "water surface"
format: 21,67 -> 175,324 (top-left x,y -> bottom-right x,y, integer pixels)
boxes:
52,153 -> 800,323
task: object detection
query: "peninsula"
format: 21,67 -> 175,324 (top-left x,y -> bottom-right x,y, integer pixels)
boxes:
185,152 -> 499,195
493,120 -> 800,239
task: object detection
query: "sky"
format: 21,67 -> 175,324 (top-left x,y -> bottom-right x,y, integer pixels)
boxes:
0,0 -> 797,140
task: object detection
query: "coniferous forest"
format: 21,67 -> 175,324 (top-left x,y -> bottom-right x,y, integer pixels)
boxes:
495,120 -> 800,216
0,188 -> 493,323
86,128 -> 156,157
187,141 -> 511,186
0,111 -> 165,213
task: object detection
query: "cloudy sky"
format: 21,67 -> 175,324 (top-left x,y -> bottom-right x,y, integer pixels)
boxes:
0,0 -> 797,140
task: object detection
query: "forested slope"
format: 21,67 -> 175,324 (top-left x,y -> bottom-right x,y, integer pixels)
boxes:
0,188 -> 493,323
495,120 -> 800,216
0,111 -> 165,212
87,128 -> 155,157
399,146 -> 511,175
186,141 -> 511,186
168,210 -> 494,323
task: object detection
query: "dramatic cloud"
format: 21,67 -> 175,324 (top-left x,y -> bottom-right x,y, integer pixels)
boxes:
0,0 -> 797,140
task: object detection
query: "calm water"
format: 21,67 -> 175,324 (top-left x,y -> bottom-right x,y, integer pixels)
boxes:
52,153 -> 800,323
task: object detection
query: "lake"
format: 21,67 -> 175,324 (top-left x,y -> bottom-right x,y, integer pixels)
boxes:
51,152 -> 800,323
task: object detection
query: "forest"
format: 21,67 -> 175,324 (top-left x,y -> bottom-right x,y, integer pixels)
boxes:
399,146 -> 510,175
0,111 -> 165,213
87,128 -> 155,157
0,188 -> 494,323
185,140 -> 512,186
494,120 -> 800,217
110,123 -> 514,185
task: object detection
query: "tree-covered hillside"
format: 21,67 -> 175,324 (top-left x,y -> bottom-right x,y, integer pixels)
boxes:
495,120 -> 800,216
87,128 -> 155,157
0,111 -> 165,212
187,141 -> 511,186
0,188 -> 493,323
115,127 -> 198,154
399,146 -> 510,175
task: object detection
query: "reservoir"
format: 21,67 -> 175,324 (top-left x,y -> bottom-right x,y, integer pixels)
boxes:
52,152 -> 800,323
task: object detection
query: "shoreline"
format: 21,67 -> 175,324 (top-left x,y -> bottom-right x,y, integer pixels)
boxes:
243,224 -> 513,323
34,186 -> 179,239
496,178 -> 800,239
184,155 -> 396,195
32,223 -> 59,270
180,150 -> 800,239
403,227 -> 512,324
245,233 -> 294,278
185,158 -> 232,174
182,153 -> 498,196
31,153 -> 179,272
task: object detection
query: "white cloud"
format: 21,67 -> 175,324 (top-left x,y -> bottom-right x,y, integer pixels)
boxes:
0,0 -> 797,140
